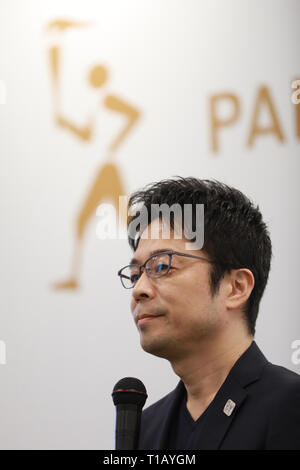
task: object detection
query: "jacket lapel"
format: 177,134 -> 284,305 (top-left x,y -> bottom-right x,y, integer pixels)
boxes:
196,374 -> 248,449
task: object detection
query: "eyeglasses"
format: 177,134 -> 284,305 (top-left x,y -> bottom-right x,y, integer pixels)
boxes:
117,250 -> 216,289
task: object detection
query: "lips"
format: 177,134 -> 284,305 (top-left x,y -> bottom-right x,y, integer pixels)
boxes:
136,313 -> 164,325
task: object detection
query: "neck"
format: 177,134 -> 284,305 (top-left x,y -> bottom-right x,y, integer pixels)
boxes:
170,330 -> 253,420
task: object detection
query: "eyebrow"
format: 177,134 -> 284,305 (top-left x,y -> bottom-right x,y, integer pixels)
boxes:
130,248 -> 175,266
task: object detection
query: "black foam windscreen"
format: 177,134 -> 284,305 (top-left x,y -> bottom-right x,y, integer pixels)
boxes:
112,377 -> 147,407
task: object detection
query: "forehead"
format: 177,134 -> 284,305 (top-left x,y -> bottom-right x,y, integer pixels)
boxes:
131,218 -> 188,263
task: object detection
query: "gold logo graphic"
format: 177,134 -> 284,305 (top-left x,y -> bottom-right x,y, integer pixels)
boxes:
46,19 -> 141,290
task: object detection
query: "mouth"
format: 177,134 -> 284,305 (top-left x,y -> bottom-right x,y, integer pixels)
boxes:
136,314 -> 164,326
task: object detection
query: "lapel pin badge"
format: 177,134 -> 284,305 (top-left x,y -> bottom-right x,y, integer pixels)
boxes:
223,399 -> 236,417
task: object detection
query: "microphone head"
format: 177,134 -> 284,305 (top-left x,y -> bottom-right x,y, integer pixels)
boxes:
112,377 -> 148,408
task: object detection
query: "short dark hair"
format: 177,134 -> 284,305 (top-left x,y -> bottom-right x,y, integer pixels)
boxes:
127,177 -> 272,336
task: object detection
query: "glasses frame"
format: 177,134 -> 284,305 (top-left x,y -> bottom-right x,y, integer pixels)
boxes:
117,250 -> 216,289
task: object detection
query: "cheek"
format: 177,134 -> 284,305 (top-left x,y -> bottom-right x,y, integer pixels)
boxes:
169,280 -> 212,321
179,278 -> 208,304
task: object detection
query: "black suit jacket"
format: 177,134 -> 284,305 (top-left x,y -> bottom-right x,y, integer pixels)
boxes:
139,342 -> 300,450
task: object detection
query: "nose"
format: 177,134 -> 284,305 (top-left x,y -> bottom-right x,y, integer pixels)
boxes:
132,268 -> 155,302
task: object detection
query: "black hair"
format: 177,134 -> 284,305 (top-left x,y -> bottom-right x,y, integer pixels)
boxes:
127,177 -> 272,336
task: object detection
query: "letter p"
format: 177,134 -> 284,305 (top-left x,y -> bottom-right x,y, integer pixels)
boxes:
210,93 -> 240,152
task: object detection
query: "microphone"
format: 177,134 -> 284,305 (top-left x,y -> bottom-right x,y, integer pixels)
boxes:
112,377 -> 148,450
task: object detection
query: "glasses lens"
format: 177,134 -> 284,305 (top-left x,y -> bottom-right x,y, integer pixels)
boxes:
146,254 -> 170,278
119,254 -> 171,289
120,265 -> 140,288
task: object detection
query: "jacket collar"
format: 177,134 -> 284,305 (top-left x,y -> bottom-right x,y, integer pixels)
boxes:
158,341 -> 268,449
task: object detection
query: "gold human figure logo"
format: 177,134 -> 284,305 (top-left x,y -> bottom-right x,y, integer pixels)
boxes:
46,19 -> 141,290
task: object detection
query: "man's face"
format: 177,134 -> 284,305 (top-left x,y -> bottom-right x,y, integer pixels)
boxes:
130,219 -> 226,360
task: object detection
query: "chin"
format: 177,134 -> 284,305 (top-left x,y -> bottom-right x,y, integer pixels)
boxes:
140,335 -> 178,360
140,337 -> 169,359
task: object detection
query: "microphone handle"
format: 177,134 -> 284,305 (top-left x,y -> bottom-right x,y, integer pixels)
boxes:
115,403 -> 142,450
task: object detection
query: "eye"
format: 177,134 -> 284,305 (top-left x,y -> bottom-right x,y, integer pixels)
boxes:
130,273 -> 140,284
155,262 -> 169,274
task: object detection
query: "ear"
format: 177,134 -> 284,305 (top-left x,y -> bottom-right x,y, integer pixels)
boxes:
226,269 -> 255,311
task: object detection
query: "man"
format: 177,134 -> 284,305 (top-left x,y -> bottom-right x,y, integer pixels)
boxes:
118,177 -> 300,450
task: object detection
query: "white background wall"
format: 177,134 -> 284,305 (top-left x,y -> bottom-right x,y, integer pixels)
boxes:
0,0 -> 299,449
